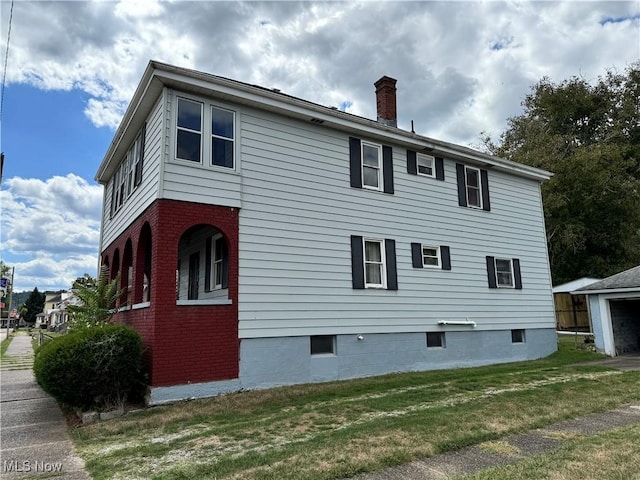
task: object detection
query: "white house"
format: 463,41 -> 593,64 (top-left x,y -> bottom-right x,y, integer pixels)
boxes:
96,61 -> 557,404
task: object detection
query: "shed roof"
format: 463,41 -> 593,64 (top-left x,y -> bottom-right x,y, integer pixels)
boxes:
576,265 -> 640,292
552,277 -> 600,293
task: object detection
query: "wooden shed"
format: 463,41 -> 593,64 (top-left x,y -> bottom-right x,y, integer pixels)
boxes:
552,278 -> 600,332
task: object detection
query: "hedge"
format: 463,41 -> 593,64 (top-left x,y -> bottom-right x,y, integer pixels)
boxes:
34,324 -> 145,410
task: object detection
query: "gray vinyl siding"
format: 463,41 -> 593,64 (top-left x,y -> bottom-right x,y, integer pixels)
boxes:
101,94 -> 164,248
236,107 -> 554,338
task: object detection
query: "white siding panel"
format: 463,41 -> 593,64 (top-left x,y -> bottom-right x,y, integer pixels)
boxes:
101,95 -> 164,249
162,162 -> 241,207
236,108 -> 555,338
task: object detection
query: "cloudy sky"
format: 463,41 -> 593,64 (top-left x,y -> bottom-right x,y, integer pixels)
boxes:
0,0 -> 638,293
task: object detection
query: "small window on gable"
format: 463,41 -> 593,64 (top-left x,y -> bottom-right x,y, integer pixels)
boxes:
362,142 -> 382,190
311,335 -> 336,355
176,97 -> 203,163
426,332 -> 445,348
511,329 -> 525,343
417,153 -> 435,177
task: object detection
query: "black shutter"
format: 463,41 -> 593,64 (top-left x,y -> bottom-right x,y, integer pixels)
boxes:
134,122 -> 147,186
407,150 -> 417,175
435,157 -> 445,181
513,258 -> 522,289
221,241 -> 229,289
486,256 -> 497,288
349,137 -> 362,188
481,169 -> 491,211
411,242 -> 423,268
351,235 -> 364,289
385,239 -> 398,290
204,237 -> 212,291
441,246 -> 451,270
382,145 -> 394,194
456,163 -> 467,207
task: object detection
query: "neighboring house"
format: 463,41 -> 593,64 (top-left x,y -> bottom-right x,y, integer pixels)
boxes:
37,291 -> 73,330
96,61 -> 557,404
552,278 -> 600,332
574,265 -> 640,356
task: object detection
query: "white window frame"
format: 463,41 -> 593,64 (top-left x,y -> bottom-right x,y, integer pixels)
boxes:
495,258 -> 515,288
465,165 -> 482,209
176,97 -> 204,163
417,153 -> 435,178
361,142 -> 382,191
210,106 -> 235,169
363,238 -> 386,288
211,234 -> 224,290
421,245 -> 441,268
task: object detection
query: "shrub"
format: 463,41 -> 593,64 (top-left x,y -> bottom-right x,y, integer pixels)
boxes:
34,324 -> 145,410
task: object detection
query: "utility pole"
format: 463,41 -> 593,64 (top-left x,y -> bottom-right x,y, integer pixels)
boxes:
4,266 -> 14,339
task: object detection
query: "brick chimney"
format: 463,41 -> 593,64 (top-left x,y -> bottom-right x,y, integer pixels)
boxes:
374,76 -> 397,127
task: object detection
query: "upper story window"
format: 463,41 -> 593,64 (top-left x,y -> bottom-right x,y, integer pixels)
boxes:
406,150 -> 445,180
411,243 -> 451,270
176,98 -> 202,163
417,153 -> 435,177
456,163 -> 491,211
110,124 -> 146,218
349,137 -> 394,194
211,107 -> 235,168
362,142 -> 382,190
465,166 -> 482,208
350,235 -> 398,290
486,256 -> 522,289
175,96 -> 236,169
421,245 -> 441,268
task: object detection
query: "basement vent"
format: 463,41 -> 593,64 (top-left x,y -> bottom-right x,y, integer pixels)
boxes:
310,118 -> 325,124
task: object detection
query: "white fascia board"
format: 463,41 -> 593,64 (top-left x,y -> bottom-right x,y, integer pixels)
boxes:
572,288 -> 640,296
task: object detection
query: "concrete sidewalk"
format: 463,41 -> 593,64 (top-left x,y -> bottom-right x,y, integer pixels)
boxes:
1,334 -> 90,479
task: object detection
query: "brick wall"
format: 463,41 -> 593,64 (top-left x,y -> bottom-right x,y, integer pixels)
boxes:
101,199 -> 239,386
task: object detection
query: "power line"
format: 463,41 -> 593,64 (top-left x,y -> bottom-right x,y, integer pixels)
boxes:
1,0 -> 15,118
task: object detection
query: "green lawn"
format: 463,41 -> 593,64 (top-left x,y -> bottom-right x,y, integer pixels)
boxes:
70,337 -> 640,480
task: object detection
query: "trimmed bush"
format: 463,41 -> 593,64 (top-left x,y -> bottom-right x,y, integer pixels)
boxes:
34,324 -> 145,410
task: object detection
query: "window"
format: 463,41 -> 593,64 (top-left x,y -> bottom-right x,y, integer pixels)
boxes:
417,153 -> 435,177
411,243 -> 451,270
486,256 -> 522,289
205,234 -> 228,292
109,123 -> 146,218
211,106 -> 235,168
456,163 -> 491,211
176,97 -> 202,162
495,258 -> 514,287
350,236 -> 397,290
511,329 -> 525,343
426,332 -> 445,348
311,335 -> 336,355
349,137 -> 394,193
364,239 -> 386,288
212,236 -> 224,289
406,150 -> 445,180
465,166 -> 481,208
422,246 -> 440,268
362,142 -> 382,190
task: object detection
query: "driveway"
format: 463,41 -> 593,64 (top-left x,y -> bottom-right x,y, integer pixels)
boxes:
581,353 -> 640,371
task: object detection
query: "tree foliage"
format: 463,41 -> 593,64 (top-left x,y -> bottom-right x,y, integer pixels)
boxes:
67,266 -> 123,329
23,287 -> 46,325
487,63 -> 640,285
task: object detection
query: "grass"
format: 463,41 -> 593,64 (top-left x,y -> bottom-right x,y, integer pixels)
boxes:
70,337 -> 640,480
462,422 -> 640,480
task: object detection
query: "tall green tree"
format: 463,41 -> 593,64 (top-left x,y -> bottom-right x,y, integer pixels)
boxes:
486,63 -> 640,285
67,266 -> 123,329
23,287 -> 46,325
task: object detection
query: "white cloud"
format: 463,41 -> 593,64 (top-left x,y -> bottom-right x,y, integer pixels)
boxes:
0,175 -> 103,291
